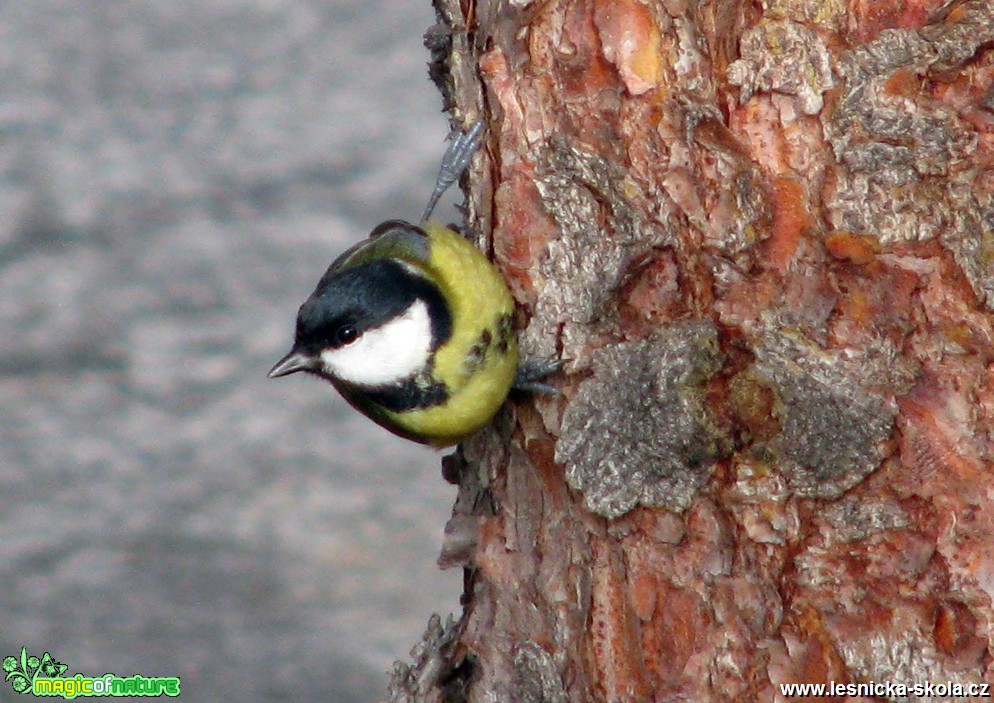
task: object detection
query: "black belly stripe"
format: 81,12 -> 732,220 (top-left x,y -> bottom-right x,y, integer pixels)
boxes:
363,375 -> 450,412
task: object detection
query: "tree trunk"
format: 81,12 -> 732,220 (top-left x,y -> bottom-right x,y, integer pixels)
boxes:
387,1 -> 994,701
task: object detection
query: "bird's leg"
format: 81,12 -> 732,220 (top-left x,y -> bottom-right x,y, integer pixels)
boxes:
420,119 -> 485,223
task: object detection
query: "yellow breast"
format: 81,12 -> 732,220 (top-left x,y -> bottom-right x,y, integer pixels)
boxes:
382,222 -> 518,446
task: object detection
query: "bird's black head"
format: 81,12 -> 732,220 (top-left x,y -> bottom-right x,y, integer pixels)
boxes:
269,259 -> 452,388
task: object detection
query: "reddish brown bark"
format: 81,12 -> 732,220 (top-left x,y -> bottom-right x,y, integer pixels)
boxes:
389,1 -> 994,701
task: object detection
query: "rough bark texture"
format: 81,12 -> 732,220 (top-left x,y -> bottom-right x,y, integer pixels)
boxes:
387,1 -> 994,701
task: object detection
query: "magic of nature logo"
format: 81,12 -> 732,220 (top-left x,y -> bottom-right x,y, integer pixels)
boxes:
3,647 -> 180,698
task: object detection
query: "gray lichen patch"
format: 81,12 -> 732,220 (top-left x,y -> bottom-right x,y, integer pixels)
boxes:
511,641 -> 568,703
556,320 -> 727,519
824,4 -> 993,252
534,141 -> 671,328
728,19 -> 835,115
818,496 -> 909,545
825,79 -> 976,244
838,4 -> 994,84
942,192 -> 994,310
752,333 -> 896,499
530,140 -> 679,365
838,630 -> 986,700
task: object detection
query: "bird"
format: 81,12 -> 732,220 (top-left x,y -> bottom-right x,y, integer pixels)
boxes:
268,121 -> 523,446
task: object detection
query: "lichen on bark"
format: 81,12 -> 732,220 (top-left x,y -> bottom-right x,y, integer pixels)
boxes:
556,320 -> 727,517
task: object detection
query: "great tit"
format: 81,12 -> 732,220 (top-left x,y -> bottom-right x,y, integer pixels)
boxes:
269,122 -> 519,446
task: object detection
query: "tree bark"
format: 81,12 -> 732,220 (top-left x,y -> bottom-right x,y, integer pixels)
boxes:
388,1 -> 994,701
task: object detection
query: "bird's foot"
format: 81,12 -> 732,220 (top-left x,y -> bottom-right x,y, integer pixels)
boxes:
420,119 -> 485,223
512,357 -> 565,395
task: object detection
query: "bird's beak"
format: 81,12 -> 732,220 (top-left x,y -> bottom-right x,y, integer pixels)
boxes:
268,350 -> 316,378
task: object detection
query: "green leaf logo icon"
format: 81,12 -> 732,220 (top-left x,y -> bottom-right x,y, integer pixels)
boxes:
3,647 -> 67,695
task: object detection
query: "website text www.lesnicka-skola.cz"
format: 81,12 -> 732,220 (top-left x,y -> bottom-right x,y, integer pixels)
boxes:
779,680 -> 991,699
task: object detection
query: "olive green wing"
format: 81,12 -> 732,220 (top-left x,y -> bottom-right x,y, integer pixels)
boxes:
328,220 -> 432,273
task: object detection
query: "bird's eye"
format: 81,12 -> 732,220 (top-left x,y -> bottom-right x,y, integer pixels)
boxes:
334,324 -> 359,347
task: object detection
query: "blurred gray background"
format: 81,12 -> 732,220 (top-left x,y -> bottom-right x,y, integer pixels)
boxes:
0,2 -> 464,701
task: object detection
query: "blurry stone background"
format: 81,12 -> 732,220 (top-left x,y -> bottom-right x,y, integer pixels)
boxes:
0,2 -> 462,701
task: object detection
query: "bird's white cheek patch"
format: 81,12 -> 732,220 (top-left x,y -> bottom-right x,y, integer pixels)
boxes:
319,300 -> 433,387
